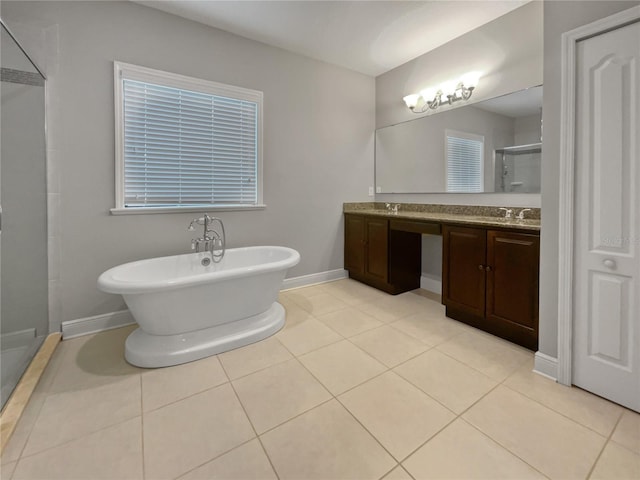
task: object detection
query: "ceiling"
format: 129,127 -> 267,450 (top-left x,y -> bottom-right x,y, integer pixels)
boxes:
134,1 -> 530,77
475,85 -> 543,118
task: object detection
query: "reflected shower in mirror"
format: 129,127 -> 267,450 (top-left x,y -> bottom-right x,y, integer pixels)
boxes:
375,86 -> 542,194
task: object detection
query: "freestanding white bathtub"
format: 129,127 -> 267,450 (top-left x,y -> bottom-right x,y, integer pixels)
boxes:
97,246 -> 300,368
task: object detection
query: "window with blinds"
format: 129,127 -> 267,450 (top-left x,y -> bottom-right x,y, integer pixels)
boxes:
113,62 -> 263,213
445,130 -> 484,193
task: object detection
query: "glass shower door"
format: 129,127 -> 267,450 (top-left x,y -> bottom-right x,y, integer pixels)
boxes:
0,20 -> 48,409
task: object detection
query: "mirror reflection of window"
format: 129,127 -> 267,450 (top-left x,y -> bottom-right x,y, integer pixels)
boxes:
374,85 -> 542,194
445,130 -> 484,193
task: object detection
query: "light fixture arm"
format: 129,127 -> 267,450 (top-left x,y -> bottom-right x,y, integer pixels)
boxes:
404,74 -> 479,114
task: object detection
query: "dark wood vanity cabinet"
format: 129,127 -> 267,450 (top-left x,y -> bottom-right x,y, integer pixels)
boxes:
344,212 -> 540,350
443,225 -> 540,350
442,226 -> 487,318
344,214 -> 388,281
344,214 -> 421,294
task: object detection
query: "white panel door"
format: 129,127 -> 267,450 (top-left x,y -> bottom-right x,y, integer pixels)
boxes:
573,20 -> 640,412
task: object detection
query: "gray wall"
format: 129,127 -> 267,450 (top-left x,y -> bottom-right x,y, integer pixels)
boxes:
375,1 -> 542,293
375,0 -> 543,208
2,1 -> 375,328
514,113 -> 542,146
538,0 -> 639,359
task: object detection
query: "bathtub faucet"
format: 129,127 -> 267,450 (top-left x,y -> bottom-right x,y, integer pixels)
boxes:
188,214 -> 226,263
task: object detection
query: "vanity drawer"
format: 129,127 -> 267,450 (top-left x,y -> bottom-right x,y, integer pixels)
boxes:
390,219 -> 441,235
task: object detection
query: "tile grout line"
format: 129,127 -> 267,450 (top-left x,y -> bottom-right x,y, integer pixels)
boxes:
607,417 -> 640,456
3,344 -> 69,466
494,347 -> 625,438
12,281 -> 632,479
393,379 -> 506,468
199,285 -> 503,473
284,287 -> 512,471
376,464 -> 403,480
500,381 -> 622,439
434,342 -> 530,383
11,411 -> 143,464
330,382 -> 404,469
466,347 -> 552,475
450,359 -> 603,479
289,311 -> 459,469
219,356 -> 281,480
394,347 -> 532,473
9,341 -> 145,462
267,331 -> 407,472
346,332 -> 436,371
139,374 -> 146,480
458,417 -> 551,479
392,464 -> 417,480
252,394 -> 337,438
585,409 -> 625,480
386,318 -> 464,348
173,437 -> 264,480
179,283 -> 633,478
390,364 -> 544,477
138,375 -> 231,416
165,356 -> 266,479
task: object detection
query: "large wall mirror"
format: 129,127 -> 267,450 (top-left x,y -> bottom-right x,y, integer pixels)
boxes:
375,85 -> 542,194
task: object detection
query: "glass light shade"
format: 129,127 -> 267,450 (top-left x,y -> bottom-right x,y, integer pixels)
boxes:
461,71 -> 481,88
419,87 -> 438,103
440,80 -> 458,97
403,94 -> 421,108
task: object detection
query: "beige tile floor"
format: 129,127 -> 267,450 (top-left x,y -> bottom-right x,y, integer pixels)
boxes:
1,278 -> 639,480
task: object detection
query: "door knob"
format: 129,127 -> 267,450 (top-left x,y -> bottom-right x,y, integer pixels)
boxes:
603,259 -> 616,269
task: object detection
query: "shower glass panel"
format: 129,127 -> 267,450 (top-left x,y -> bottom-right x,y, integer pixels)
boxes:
1,21 -> 48,409
494,143 -> 542,193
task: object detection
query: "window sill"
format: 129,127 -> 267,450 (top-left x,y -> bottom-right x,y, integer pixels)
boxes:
110,205 -> 267,215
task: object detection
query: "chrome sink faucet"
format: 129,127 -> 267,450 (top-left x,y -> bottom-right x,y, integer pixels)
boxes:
188,214 -> 226,264
498,207 -> 513,220
516,208 -> 532,221
385,203 -> 400,215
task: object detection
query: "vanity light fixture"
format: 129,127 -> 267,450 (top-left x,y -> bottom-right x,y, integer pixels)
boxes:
403,72 -> 481,114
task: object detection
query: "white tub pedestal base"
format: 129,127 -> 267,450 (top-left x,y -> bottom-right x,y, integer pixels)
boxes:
125,302 -> 285,368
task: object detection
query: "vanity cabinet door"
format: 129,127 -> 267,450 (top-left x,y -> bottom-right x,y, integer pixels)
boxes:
344,214 -> 389,283
442,225 -> 540,350
364,217 -> 389,282
485,230 -> 539,350
442,225 -> 487,317
344,214 -> 366,275
345,214 -> 420,294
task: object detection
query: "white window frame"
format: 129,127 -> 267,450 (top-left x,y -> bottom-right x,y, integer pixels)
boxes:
444,129 -> 485,193
112,61 -> 264,214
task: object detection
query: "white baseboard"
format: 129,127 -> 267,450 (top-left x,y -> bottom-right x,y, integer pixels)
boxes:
282,268 -> 347,290
533,351 -> 558,381
62,310 -> 135,339
1,328 -> 36,350
420,274 -> 442,295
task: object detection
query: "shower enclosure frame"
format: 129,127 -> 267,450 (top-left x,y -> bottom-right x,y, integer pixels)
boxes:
0,16 -> 50,411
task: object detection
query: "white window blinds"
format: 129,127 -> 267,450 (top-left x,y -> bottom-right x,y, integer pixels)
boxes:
446,131 -> 484,193
114,62 -> 263,212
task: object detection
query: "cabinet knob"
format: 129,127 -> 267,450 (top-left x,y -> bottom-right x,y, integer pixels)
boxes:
478,264 -> 484,270
485,265 -> 492,272
603,259 -> 616,269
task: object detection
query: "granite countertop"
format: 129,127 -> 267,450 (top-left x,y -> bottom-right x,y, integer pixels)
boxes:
343,203 -> 541,232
